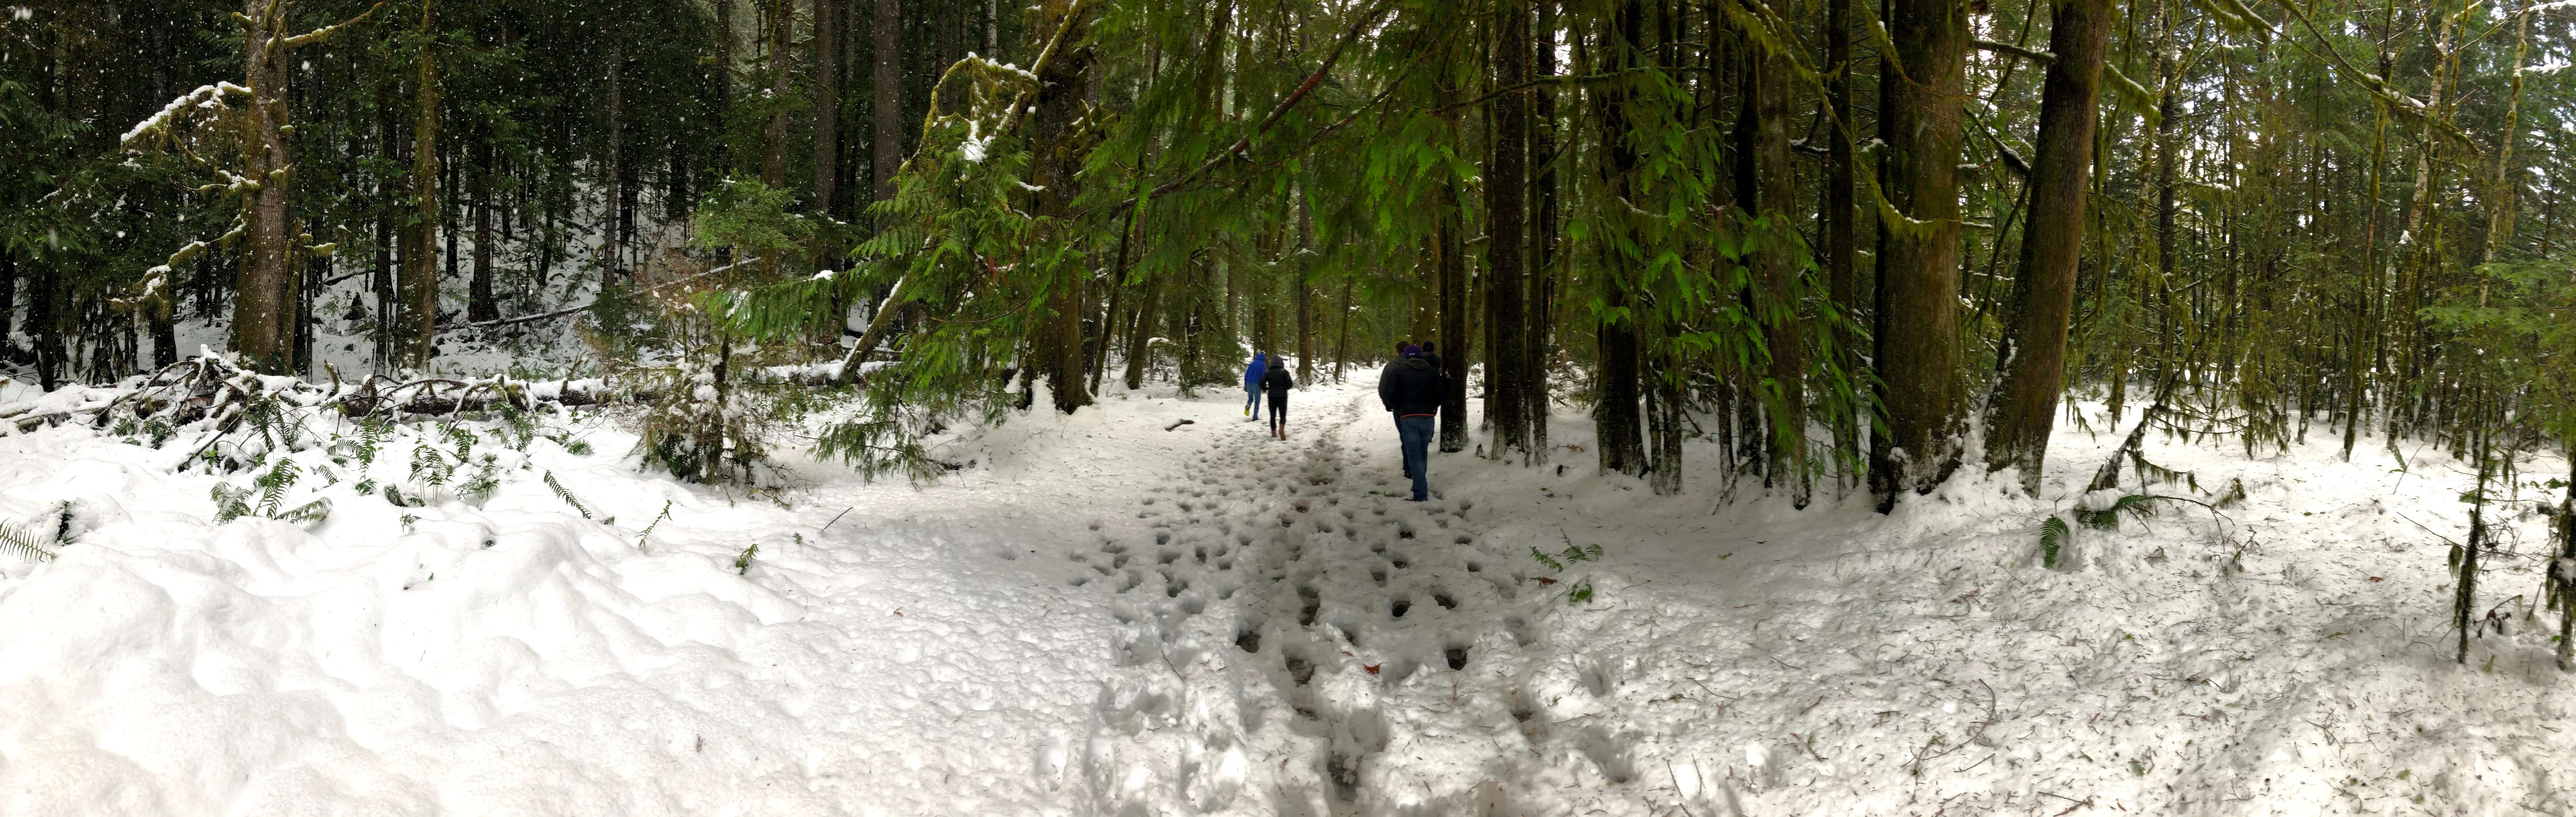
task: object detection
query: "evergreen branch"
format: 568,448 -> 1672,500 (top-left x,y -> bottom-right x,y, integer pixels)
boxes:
1144,0 -> 1395,199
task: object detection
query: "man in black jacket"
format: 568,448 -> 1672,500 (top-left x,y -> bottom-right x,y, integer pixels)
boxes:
1375,340 -> 1409,408
1380,343 -> 1445,501
1261,358 -> 1294,439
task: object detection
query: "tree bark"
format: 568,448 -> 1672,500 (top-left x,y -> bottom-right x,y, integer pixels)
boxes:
401,0 -> 442,368
1485,0 -> 1531,462
1824,0 -> 1859,486
762,0 -> 792,190
1528,0 -> 1558,465
1296,185 -> 1316,383
604,2 -> 626,281
235,0 -> 298,372
814,0 -> 842,216
1593,0 -> 1647,476
1029,0 -> 1096,413
469,131 -> 498,323
29,265 -> 62,390
1,250 -> 18,362
1982,0 -> 2111,492
872,0 -> 903,201
1751,9 -> 1805,504
1437,174 -> 1470,453
1869,0 -> 1967,510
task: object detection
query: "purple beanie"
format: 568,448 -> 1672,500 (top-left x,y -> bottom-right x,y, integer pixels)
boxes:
1401,344 -> 1422,358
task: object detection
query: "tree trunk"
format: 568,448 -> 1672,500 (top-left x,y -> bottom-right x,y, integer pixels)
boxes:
1437,174 -> 1470,454
1029,0 -> 1097,413
1296,186 -> 1316,383
1,249 -> 18,361
1484,0 -> 1531,463
469,131 -> 498,322
235,0 -> 299,372
1122,264 -> 1164,390
401,0 -> 442,368
1334,275 -> 1353,381
1982,0 -> 2112,492
814,0 -> 842,216
873,0 -> 903,201
1824,0 -> 1859,486
1527,0 -> 1558,465
604,3 -> 625,281
1751,10 -> 1805,504
1593,0 -> 1647,477
1869,0 -> 1967,510
374,109 -> 397,372
763,0 -> 792,190
29,266 -> 62,390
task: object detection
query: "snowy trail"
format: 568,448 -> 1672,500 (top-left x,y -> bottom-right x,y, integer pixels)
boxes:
8,374 -> 2574,815
1070,387 -> 1574,814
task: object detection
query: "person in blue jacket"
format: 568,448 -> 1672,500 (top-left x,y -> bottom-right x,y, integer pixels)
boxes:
1242,353 -> 1268,420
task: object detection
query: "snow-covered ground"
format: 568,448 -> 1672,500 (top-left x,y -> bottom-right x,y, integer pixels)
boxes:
0,372 -> 2566,815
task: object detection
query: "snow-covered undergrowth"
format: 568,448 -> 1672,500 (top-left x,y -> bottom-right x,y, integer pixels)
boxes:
0,371 -> 2565,815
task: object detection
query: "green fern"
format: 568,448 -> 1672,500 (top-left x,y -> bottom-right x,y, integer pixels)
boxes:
277,498 -> 331,527
1530,546 -> 1563,572
352,421 -> 385,466
449,427 -> 478,462
458,455 -> 503,502
636,500 -> 673,548
545,471 -> 591,519
254,460 -> 301,516
211,483 -> 255,523
2040,516 -> 2070,568
410,444 -> 453,486
734,542 -> 759,575
2078,494 -> 2159,531
0,520 -> 56,562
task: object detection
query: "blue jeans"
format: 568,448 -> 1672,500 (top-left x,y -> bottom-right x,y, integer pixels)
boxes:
1396,415 -> 1435,500
1246,385 -> 1263,419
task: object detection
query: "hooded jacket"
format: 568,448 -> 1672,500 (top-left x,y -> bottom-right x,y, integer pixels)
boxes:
1379,355 -> 1444,416
1261,365 -> 1293,401
1243,354 -> 1267,390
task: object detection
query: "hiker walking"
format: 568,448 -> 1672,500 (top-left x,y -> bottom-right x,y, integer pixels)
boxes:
1380,344 -> 1445,501
1242,353 -> 1268,420
1375,341 -> 1408,410
1262,356 -> 1294,439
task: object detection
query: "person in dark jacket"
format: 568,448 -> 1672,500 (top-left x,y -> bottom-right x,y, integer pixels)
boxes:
1261,360 -> 1294,439
1380,344 -> 1445,501
1375,341 -> 1409,408
1242,353 -> 1268,420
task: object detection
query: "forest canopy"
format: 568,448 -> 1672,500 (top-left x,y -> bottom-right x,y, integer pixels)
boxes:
5,0 -> 2576,514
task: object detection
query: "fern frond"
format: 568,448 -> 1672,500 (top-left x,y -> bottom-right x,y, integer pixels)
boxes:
734,542 -> 759,575
1530,546 -> 1563,572
0,520 -> 56,562
255,460 -> 300,516
277,498 -> 330,527
545,471 -> 591,519
636,500 -> 672,548
211,483 -> 254,523
2041,516 -> 2070,568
